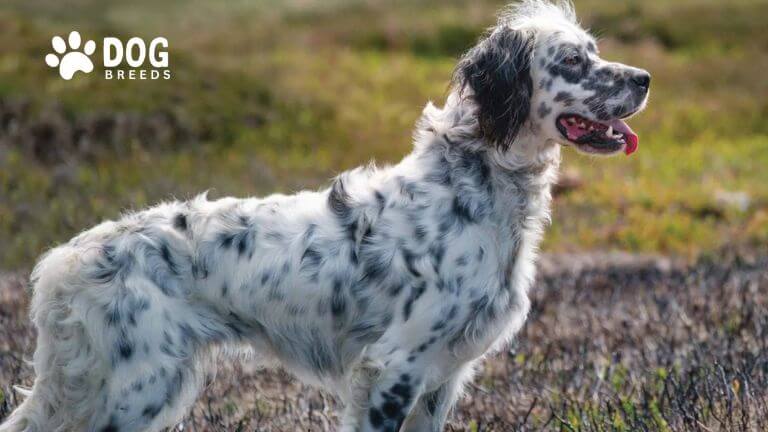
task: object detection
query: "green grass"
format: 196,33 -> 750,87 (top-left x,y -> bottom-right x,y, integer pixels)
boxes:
0,0 -> 767,268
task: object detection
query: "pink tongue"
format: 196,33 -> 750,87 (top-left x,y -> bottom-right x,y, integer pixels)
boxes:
609,119 -> 639,155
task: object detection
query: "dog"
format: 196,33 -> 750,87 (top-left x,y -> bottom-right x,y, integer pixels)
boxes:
0,1 -> 649,431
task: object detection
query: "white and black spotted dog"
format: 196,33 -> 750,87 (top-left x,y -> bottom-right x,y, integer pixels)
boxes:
1,1 -> 649,431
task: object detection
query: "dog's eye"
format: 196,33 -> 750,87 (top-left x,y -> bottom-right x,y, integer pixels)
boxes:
563,54 -> 581,66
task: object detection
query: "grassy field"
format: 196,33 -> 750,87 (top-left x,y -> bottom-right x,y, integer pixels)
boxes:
0,0 -> 766,269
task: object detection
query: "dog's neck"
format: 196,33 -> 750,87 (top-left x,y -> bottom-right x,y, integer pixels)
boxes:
408,93 -> 560,271
414,92 -> 560,210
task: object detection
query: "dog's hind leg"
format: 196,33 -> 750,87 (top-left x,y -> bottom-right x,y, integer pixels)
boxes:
86,359 -> 204,432
84,287 -> 231,432
0,244 -> 228,432
0,246 -> 109,432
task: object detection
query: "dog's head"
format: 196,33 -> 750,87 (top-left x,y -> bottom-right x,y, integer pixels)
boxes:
455,0 -> 650,156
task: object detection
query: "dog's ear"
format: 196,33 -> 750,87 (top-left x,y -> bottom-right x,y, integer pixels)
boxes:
454,27 -> 534,150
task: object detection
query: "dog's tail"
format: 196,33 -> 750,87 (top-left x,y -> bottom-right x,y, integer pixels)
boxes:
0,245 -> 105,432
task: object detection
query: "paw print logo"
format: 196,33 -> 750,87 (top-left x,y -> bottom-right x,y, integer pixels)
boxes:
45,31 -> 96,80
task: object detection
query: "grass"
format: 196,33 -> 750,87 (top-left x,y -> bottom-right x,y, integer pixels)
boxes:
0,0 -> 767,268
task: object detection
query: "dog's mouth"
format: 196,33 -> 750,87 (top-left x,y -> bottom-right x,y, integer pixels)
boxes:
556,114 -> 639,155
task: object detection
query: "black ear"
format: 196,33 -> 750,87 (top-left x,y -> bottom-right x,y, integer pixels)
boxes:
454,27 -> 534,150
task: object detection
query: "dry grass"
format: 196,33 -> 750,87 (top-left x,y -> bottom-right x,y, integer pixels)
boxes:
2,250 -> 766,431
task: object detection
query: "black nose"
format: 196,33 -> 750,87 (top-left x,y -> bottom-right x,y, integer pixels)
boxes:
631,71 -> 651,90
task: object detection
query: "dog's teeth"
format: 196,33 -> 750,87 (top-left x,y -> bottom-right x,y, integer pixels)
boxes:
606,126 -> 613,137
588,125 -> 595,131
567,118 -> 576,124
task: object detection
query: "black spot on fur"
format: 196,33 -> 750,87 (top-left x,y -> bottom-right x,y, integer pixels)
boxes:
390,383 -> 412,400
125,296 -> 150,327
159,243 -> 179,276
554,91 -> 575,106
178,323 -> 199,345
374,190 -> 386,213
192,262 -> 208,280
328,176 -> 353,220
403,281 -> 427,322
382,400 -> 401,419
360,247 -> 391,283
430,242 -> 445,272
173,213 -> 187,231
218,215 -> 257,259
90,245 -> 129,283
131,380 -> 143,392
330,278 -> 346,318
225,313 -> 246,338
116,331 -> 134,361
219,234 -> 235,249
451,196 -> 474,224
537,102 -> 552,118
142,403 -> 162,419
105,303 -> 121,327
388,283 -> 404,297
349,320 -> 386,343
369,407 -> 384,427
100,423 -> 119,432
402,248 -> 422,277
260,269 -> 272,285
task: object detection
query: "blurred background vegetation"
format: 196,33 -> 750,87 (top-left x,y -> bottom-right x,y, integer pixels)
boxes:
0,0 -> 767,269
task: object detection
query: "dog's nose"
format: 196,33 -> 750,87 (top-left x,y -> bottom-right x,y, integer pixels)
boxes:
630,71 -> 651,90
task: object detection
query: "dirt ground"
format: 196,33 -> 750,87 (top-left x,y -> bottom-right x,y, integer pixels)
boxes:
1,250 -> 766,431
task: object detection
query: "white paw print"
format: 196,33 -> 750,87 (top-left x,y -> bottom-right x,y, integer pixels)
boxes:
45,31 -> 96,80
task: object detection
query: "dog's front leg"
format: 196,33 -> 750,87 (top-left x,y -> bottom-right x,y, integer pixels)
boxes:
400,362 -> 476,432
354,364 -> 424,432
